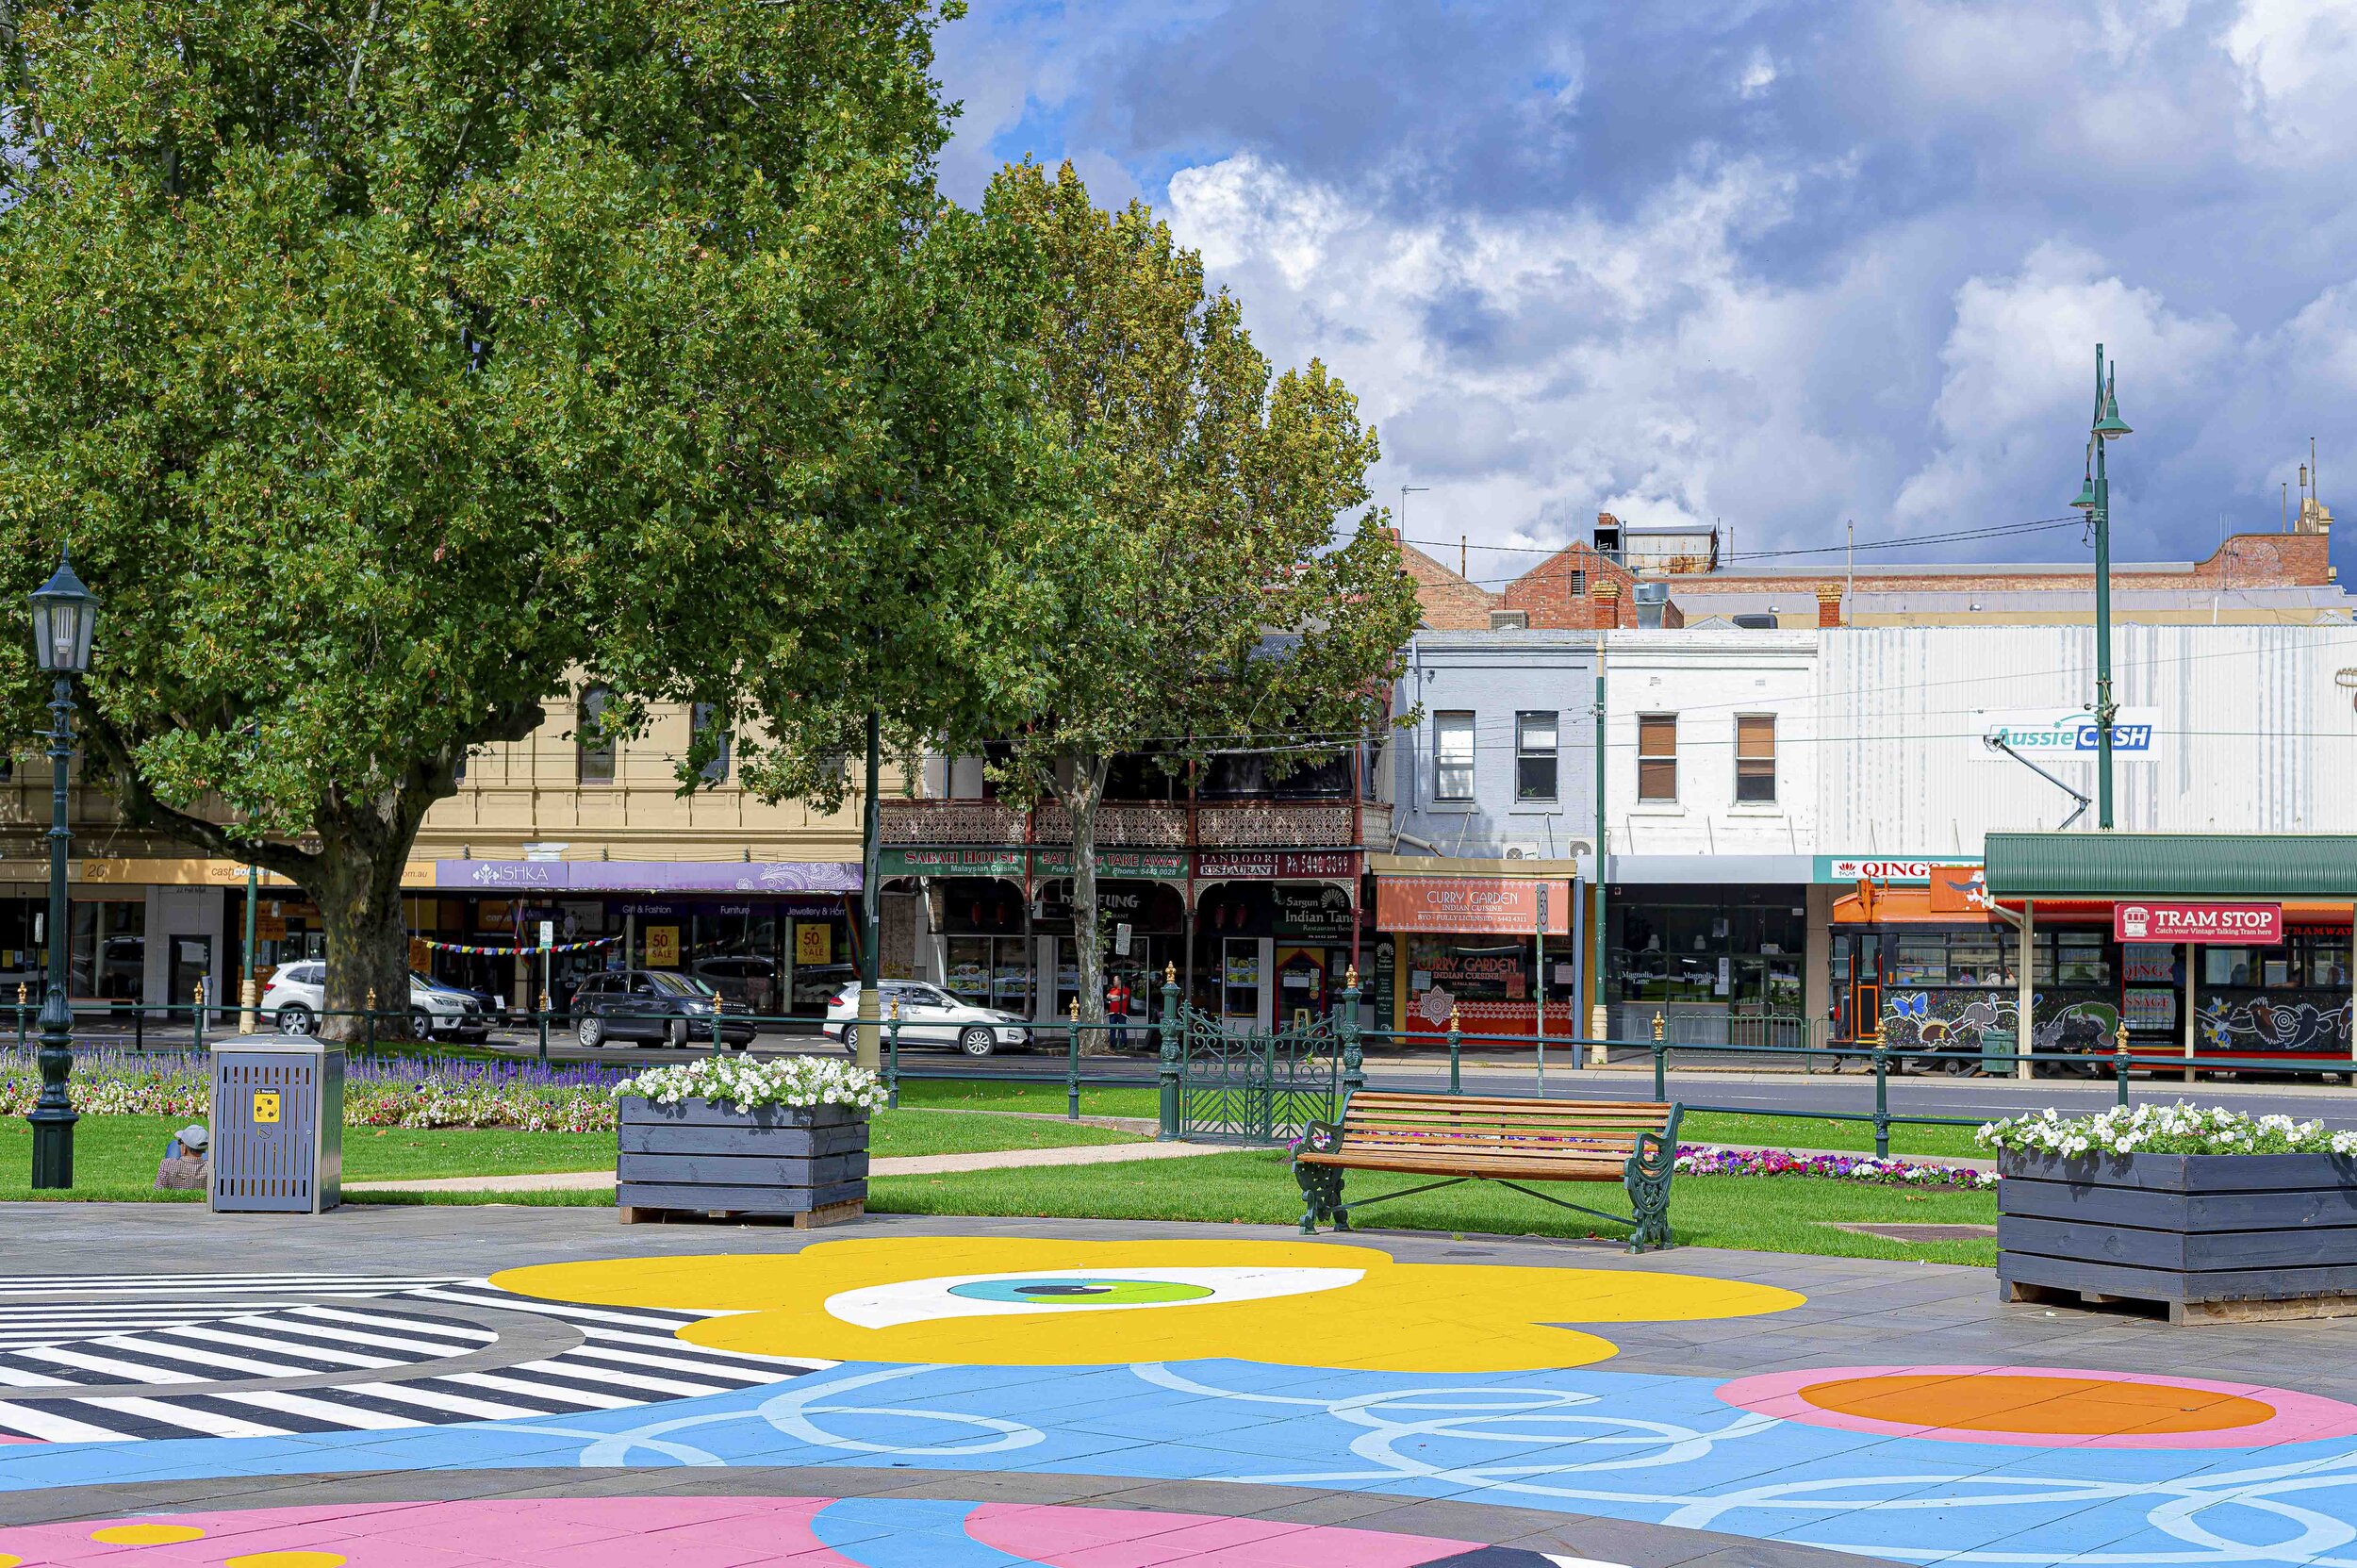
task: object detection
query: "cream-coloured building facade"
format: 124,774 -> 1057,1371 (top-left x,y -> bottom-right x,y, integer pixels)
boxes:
0,697 -> 881,1018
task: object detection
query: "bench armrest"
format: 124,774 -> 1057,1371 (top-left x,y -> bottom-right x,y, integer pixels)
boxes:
1626,1126 -> 1677,1183
1294,1120 -> 1343,1160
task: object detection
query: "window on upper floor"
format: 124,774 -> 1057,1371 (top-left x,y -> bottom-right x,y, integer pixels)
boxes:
1637,714 -> 1677,801
1434,711 -> 1475,801
1736,715 -> 1776,803
1490,610 -> 1528,630
1515,711 -> 1558,802
691,702 -> 732,784
576,685 -> 615,785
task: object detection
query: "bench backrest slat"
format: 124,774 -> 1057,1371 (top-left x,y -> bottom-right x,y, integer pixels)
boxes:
1326,1092 -> 1675,1163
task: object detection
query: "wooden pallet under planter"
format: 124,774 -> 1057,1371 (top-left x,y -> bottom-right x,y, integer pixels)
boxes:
1998,1148 -> 2357,1324
617,1095 -> 868,1227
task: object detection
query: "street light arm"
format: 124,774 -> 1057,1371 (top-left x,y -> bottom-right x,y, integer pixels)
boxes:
1983,734 -> 2092,831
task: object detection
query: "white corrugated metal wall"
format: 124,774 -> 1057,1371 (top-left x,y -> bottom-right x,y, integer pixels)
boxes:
1817,624 -> 2357,849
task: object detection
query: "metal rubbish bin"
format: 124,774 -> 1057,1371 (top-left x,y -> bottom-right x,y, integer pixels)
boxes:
1979,1028 -> 2017,1079
209,1033 -> 343,1213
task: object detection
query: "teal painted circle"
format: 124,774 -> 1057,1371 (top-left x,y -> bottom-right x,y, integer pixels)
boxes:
948,1278 -> 1214,1306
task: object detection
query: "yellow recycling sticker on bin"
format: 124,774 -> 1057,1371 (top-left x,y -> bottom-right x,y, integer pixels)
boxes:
252,1090 -> 281,1125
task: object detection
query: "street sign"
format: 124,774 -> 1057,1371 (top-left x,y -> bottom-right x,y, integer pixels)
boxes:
1114,922 -> 1133,956
538,919 -> 554,950
2114,902 -> 2282,944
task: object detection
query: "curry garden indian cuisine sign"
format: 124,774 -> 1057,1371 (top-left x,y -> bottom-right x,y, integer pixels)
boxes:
1376,876 -> 1572,935
2113,902 -> 2283,944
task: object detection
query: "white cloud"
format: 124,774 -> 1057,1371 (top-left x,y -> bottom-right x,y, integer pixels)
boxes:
2224,0 -> 2357,161
1897,244 -> 2236,524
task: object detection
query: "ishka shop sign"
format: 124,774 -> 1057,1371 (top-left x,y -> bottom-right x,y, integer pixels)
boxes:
1376,876 -> 1572,935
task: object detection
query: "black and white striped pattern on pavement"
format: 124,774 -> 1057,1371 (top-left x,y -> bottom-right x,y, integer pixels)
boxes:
0,1275 -> 477,1349
0,1280 -> 828,1444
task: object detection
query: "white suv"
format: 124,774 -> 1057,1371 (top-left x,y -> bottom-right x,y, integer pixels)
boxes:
825,981 -> 1031,1057
260,963 -> 489,1041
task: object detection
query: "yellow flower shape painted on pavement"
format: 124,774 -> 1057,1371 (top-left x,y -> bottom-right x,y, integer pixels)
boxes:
492,1238 -> 1803,1373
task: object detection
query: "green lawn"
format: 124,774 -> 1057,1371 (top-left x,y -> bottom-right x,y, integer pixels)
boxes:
888,1077 -> 1162,1119
0,1108 -> 1142,1202
870,1148 -> 1999,1266
1679,1112 -> 1987,1160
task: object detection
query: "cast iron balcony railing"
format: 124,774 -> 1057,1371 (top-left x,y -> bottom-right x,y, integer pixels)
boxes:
878,798 -> 1380,850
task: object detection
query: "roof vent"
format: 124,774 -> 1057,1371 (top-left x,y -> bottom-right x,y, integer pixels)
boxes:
1633,580 -> 1671,629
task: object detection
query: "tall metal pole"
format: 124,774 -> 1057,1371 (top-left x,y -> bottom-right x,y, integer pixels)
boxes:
1589,635 -> 1609,1063
855,708 -> 882,1070
29,677 -> 77,1188
2092,344 -> 2118,831
239,861 -> 260,1032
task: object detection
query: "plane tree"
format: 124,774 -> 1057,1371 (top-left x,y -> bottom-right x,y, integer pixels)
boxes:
0,1 -> 1049,1032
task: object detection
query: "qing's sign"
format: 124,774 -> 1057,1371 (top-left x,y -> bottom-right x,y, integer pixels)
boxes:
2113,902 -> 2283,944
1376,876 -> 1572,935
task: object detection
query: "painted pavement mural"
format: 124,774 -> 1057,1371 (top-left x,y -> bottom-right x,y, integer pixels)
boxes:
4,1244 -> 2357,1565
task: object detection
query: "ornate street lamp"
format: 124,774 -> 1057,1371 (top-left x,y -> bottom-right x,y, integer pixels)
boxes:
26,552 -> 97,1189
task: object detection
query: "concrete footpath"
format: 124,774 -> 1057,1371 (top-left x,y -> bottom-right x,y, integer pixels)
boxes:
346,1135 -> 1235,1193
347,1135 -> 1994,1195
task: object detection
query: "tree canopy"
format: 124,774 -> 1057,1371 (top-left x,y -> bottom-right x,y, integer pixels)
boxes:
0,0 -> 1050,1026
980,160 -> 1421,1035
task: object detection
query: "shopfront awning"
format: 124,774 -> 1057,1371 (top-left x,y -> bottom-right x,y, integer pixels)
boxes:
1983,833 -> 2357,900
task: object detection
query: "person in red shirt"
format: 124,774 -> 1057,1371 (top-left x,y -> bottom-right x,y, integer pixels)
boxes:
1107,975 -> 1132,1048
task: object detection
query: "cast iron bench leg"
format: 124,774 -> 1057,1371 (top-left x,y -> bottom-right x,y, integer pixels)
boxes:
1624,1134 -> 1676,1254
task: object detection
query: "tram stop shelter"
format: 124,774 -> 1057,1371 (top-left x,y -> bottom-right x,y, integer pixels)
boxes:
1982,832 -> 2357,1079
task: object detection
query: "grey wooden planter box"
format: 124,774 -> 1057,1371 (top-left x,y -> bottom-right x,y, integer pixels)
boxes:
1998,1148 -> 2357,1323
617,1096 -> 869,1225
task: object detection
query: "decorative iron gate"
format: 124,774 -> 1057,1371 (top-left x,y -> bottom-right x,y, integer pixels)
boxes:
1171,1004 -> 1346,1144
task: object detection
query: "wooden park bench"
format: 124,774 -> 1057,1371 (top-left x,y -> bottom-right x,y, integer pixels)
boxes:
1292,1093 -> 1683,1252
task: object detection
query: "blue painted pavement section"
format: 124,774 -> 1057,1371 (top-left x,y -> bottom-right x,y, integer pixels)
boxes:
6,1359 -> 2357,1564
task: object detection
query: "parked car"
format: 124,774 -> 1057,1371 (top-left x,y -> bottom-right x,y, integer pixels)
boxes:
571,968 -> 754,1049
259,962 -> 489,1041
825,981 -> 1032,1057
690,954 -> 781,1015
414,971 -> 509,1026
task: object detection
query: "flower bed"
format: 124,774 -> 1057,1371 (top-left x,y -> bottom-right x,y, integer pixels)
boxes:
614,1058 -> 881,1225
610,1054 -> 884,1112
1978,1104 -> 2357,1323
1675,1145 -> 1994,1189
1977,1103 -> 2357,1158
0,1048 -> 633,1131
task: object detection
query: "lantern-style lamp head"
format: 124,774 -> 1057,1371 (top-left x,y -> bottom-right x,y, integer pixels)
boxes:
29,552 -> 98,674
2093,372 -> 2132,440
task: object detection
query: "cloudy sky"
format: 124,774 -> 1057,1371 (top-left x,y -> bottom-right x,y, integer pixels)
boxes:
931,0 -> 2357,589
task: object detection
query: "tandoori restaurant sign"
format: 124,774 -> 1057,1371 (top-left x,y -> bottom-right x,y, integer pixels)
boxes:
2114,902 -> 2283,944
1376,876 -> 1572,935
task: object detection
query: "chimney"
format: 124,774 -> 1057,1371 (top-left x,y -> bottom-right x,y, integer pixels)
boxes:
1592,512 -> 1624,564
1816,582 -> 1843,629
1592,577 -> 1622,629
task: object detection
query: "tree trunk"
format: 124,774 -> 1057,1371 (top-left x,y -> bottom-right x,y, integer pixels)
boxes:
309,840 -> 418,1041
1058,752 -> 1112,1054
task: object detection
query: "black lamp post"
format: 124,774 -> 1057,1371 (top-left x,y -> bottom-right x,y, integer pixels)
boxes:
27,552 -> 97,1190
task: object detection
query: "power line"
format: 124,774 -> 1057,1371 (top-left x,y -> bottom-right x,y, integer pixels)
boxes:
1396,514 -> 2089,569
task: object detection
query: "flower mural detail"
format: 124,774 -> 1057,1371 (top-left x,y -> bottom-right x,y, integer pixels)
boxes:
490,1237 -> 1804,1374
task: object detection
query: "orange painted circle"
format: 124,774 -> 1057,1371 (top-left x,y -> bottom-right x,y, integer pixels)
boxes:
1800,1373 -> 2275,1436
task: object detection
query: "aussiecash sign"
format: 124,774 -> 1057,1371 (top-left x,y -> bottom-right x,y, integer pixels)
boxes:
1979,707 -> 2161,766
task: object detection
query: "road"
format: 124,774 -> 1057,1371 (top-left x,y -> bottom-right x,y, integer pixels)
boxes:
53,1017 -> 2357,1131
